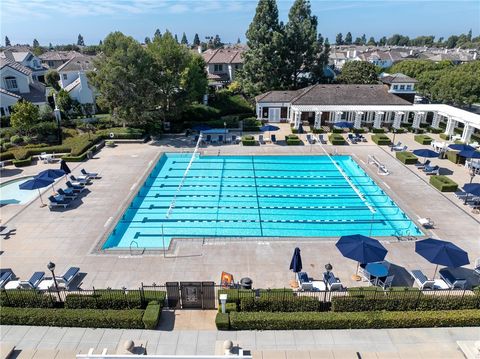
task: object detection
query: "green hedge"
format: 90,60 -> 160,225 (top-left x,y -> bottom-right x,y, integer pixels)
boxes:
446,150 -> 462,164
285,135 -> 302,145
372,128 -> 385,133
0,307 -> 145,329
240,296 -> 327,312
429,127 -> 443,134
217,289 -> 255,304
329,133 -> 346,145
312,128 -> 324,134
65,291 -> 143,310
371,134 -> 392,146
242,135 -> 257,146
332,295 -> 480,312
414,135 -> 433,145
396,151 -> 418,164
228,310 -> 480,330
429,175 -> 458,192
142,301 -> 162,329
0,290 -> 59,308
13,157 -> 32,167
215,312 -> 230,330
439,133 -> 449,140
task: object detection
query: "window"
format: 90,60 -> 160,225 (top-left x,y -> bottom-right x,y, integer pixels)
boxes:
214,64 -> 223,72
400,85 -> 405,90
48,61 -> 54,67
406,84 -> 412,90
62,74 -> 67,80
5,77 -> 18,90
0,107 -> 4,116
393,85 -> 398,90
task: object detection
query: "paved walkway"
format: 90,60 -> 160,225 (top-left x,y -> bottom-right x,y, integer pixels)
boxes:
1,325 -> 478,358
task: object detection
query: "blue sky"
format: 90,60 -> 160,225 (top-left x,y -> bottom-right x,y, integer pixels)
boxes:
1,0 -> 479,46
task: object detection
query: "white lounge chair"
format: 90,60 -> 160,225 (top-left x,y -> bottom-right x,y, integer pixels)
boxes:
418,217 -> 434,228
4,271 -> 45,289
411,270 -> 435,290
81,169 -> 101,179
0,269 -> 14,288
297,272 -> 313,291
378,275 -> 395,289
258,134 -> 265,144
323,271 -> 343,291
55,267 -> 80,290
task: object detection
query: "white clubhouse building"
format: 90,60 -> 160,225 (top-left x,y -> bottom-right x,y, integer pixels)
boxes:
255,84 -> 480,143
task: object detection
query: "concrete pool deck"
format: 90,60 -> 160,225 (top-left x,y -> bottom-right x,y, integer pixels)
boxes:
0,134 -> 479,289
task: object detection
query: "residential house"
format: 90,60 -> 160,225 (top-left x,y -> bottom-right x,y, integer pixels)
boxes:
39,51 -> 82,69
0,50 -> 47,82
0,58 -> 47,117
380,73 -> 418,103
201,47 -> 244,88
57,55 -> 96,111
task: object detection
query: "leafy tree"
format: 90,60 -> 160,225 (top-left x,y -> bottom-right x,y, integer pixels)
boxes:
56,89 -> 73,113
89,31 -> 158,126
378,36 -> 387,46
344,32 -> 352,45
181,55 -> 208,102
77,34 -> 85,46
324,37 -> 329,45
181,32 -> 188,45
361,34 -> 367,45
389,59 -> 452,79
174,34 -> 179,43
237,37 -> 241,44
354,37 -> 362,45
335,33 -> 343,45
33,38 -> 39,47
10,101 -> 40,135
437,37 -> 444,44
467,29 -> 472,41
145,36 -> 151,44
48,42 -> 53,50
45,70 -> 60,90
310,33 -> 331,84
337,61 -> 378,84
213,34 -> 223,48
445,35 -> 459,48
387,34 -> 409,46
281,0 -> 318,89
193,33 -> 200,46
5,36 -> 11,47
154,29 -> 162,40
240,0 -> 284,95
99,40 -> 103,46
367,37 -> 376,46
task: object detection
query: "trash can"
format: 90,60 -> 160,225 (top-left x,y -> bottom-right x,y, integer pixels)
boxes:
240,277 -> 252,290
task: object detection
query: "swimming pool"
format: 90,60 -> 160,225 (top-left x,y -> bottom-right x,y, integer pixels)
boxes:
103,153 -> 422,249
0,176 -> 36,205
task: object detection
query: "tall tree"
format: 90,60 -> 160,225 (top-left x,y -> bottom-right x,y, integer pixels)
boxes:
181,32 -> 188,45
99,40 -> 103,46
154,29 -> 162,40
445,35 -> 458,48
193,33 -> 200,46
145,36 -> 151,44
5,36 -> 11,47
335,33 -> 343,45
237,37 -> 241,44
354,37 -> 362,45
240,0 -> 284,95
378,36 -> 387,46
344,32 -> 352,45
174,34 -> 179,43
310,33 -> 331,84
10,101 -> 40,135
281,0 -> 318,89
361,34 -> 367,45
33,38 -> 39,47
77,34 -> 85,46
45,70 -> 60,90
48,42 -> 53,50
467,29 -> 472,41
367,37 -> 376,46
213,34 -> 223,48
89,32 -> 158,126
338,61 -> 378,84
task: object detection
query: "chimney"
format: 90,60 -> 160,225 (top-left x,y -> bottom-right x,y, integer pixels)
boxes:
409,50 -> 413,55
197,46 -> 202,54
346,50 -> 350,58
474,52 -> 477,60
353,50 -> 357,57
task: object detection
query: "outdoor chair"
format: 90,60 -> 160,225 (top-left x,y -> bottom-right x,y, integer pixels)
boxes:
439,268 -> 467,289
392,141 -> 401,148
347,134 -> 358,144
410,270 -> 435,290
5,271 -> 45,290
378,275 -> 394,289
70,175 -> 90,185
415,159 -> 431,169
271,134 -> 277,143
306,134 -> 315,144
48,195 -> 71,209
66,181 -> 85,193
81,169 -> 100,179
258,134 -> 265,144
355,133 -> 367,142
317,134 -> 327,144
423,165 -> 439,175
474,258 -> 480,276
418,217 -> 434,229
57,188 -> 77,200
297,271 -> 313,291
56,267 -> 80,290
393,145 -> 407,152
0,269 -> 14,288
323,271 -> 343,291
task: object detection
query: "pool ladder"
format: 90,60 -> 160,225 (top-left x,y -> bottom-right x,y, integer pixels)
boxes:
129,240 -> 144,256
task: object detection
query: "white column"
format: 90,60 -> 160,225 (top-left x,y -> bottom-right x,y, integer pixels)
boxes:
431,112 -> 441,129
256,104 -> 262,120
393,112 -> 404,130
461,123 -> 474,143
334,111 -> 343,123
314,111 -> 322,129
412,112 -> 424,129
373,112 -> 384,129
294,111 -> 301,129
354,112 -> 363,129
445,117 -> 455,136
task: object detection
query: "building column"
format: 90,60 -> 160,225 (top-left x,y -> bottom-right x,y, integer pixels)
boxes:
294,110 -> 301,129
445,117 -> 455,136
393,111 -> 404,130
461,123 -> 474,143
412,112 -> 424,129
431,112 -> 441,129
314,111 -> 322,129
354,112 -> 363,129
334,111 -> 343,123
257,104 -> 263,120
373,112 -> 384,129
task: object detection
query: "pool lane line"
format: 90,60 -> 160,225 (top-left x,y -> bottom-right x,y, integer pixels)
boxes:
251,156 -> 264,236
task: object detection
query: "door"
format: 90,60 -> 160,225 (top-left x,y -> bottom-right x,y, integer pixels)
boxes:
180,282 -> 203,309
166,282 -> 180,309
268,108 -> 281,122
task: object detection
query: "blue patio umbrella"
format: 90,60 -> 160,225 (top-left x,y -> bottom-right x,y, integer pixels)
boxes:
289,247 -> 303,279
333,121 -> 354,129
336,234 -> 388,279
260,125 -> 280,132
192,124 -> 211,132
412,149 -> 439,162
37,169 -> 65,193
19,177 -> 54,207
448,144 -> 475,152
458,150 -> 480,159
415,238 -> 469,278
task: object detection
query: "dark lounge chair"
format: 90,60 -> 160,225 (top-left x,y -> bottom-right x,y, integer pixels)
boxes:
48,195 -> 71,209
439,268 -> 467,289
56,267 -> 80,290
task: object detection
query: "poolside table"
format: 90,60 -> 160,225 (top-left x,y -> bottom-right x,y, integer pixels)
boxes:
366,262 -> 389,286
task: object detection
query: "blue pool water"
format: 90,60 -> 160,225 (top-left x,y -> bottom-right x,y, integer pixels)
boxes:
103,153 -> 422,249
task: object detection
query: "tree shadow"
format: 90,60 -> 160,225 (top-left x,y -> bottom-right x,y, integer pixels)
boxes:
0,168 -> 23,177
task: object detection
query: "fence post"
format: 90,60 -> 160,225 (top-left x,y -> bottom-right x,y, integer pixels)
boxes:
140,283 -> 145,306
416,289 -> 422,309
2,289 -> 10,306
47,287 -> 55,307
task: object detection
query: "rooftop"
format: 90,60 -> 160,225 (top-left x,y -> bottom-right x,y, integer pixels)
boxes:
39,50 -> 82,61
381,73 -> 418,84
57,55 -> 95,72
202,48 -> 244,64
0,57 -> 32,76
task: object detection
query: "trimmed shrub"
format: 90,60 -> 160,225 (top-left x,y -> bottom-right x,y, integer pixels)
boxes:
240,296 -> 328,312
312,128 -> 324,134
242,117 -> 261,131
218,302 -> 238,313
242,135 -> 257,146
414,135 -> 433,145
396,151 -> 418,164
97,127 -> 144,139
182,104 -> 221,122
215,312 -> 230,330
285,135 -> 302,145
217,289 -> 255,304
329,133 -> 346,145
0,307 -> 145,329
429,127 -> 443,134
430,175 -> 458,192
228,310 -> 480,330
332,128 -> 346,134
372,128 -> 385,133
10,135 -> 23,144
439,133 -> 449,140
0,290 -> 59,308
210,92 -> 253,116
65,290 -> 144,310
371,134 -> 392,146
13,157 -> 32,167
142,301 -> 162,329
446,150 -> 461,164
